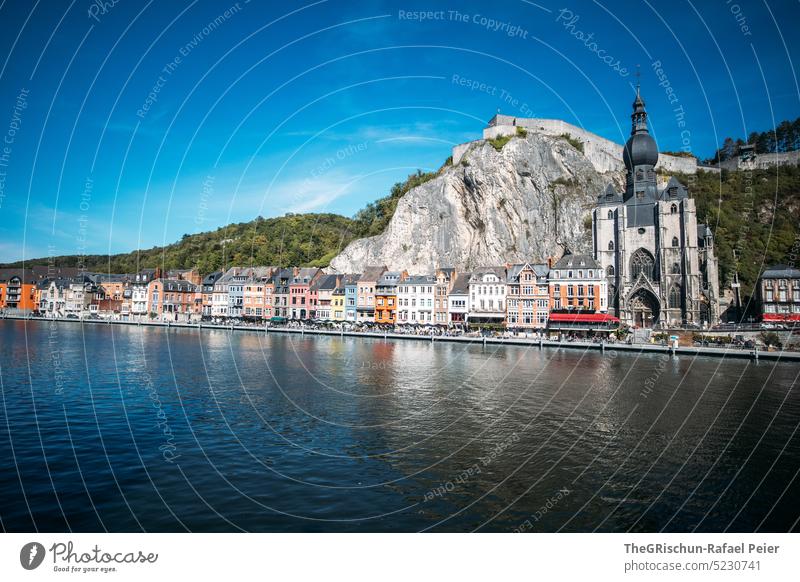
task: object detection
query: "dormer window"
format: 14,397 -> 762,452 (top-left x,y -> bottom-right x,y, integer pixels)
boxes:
636,191 -> 645,200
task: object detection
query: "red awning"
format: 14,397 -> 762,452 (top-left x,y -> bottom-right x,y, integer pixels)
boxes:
548,312 -> 620,323
763,313 -> 800,322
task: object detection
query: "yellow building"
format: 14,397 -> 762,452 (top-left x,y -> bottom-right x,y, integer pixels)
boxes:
331,287 -> 346,321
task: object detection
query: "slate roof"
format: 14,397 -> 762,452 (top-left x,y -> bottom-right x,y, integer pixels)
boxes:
761,265 -> 800,279
359,266 -> 387,282
552,254 -> 599,270
449,273 -> 471,294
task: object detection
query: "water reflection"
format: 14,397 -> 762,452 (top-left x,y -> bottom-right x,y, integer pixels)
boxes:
0,320 -> 797,532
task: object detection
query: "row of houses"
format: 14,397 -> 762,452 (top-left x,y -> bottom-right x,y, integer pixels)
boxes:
0,256 -> 619,334
3,259 -> 798,331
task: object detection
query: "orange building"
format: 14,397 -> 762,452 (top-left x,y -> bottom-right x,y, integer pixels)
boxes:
375,271 -> 405,325
548,254 -> 607,313
0,267 -> 81,313
147,278 -> 200,321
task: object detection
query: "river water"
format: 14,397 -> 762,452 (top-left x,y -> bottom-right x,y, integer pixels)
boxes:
0,319 -> 797,532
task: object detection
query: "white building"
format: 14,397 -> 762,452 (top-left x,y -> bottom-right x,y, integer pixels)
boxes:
397,275 -> 436,324
467,267 -> 506,325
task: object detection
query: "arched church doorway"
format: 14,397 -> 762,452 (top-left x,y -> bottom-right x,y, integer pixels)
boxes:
699,298 -> 710,325
629,288 -> 660,328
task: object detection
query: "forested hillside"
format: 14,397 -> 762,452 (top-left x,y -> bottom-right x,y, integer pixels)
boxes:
685,165 -> 800,297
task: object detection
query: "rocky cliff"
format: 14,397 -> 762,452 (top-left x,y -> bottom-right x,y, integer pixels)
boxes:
329,131 -> 624,274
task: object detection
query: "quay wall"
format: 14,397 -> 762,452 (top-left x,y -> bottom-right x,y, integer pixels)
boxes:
3,316 -> 797,362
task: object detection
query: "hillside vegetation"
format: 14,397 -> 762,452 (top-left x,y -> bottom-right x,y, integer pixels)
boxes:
683,165 -> 800,297
2,170 -> 439,273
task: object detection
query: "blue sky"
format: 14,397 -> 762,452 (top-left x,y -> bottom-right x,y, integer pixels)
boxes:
0,0 -> 798,263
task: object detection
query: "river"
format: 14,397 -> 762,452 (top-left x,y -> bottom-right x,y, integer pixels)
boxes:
0,319 -> 797,532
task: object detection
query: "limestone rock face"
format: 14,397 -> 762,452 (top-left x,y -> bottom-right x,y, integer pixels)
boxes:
329,133 -> 624,274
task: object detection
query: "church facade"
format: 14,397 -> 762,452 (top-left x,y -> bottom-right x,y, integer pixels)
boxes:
592,90 -> 720,328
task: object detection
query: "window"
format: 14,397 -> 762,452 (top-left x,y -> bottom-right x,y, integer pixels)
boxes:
630,248 -> 656,280
670,203 -> 678,214
608,241 -> 615,251
669,285 -> 681,309
672,236 -> 679,247
607,265 -> 615,277
671,262 -> 680,274
607,210 -> 613,219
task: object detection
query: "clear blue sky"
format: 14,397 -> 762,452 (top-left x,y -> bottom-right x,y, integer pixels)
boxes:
0,0 -> 798,263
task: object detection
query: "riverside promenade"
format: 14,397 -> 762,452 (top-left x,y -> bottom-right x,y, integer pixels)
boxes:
3,315 -> 798,363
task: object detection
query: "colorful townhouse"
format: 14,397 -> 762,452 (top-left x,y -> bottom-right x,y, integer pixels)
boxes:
64,275 -> 98,317
447,273 -> 470,325
0,267 -> 79,313
262,273 -> 276,320
91,273 -> 132,318
271,268 -> 294,320
201,272 -> 223,316
313,274 -> 340,320
344,274 -> 359,321
290,268 -> 320,320
331,285 -> 346,321
356,266 -> 386,323
757,265 -> 800,323
131,269 -> 159,317
242,266 -> 276,319
375,271 -> 404,325
147,278 -> 199,321
212,267 -> 240,318
227,268 -> 251,319
397,275 -> 436,324
434,268 -> 456,325
547,253 -> 617,335
38,277 -> 72,316
506,263 -> 550,330
548,254 -> 607,312
467,267 -> 507,326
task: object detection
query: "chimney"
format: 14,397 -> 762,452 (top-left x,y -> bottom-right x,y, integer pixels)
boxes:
547,256 -> 554,269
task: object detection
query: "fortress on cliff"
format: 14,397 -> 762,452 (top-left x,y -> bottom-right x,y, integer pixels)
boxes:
452,114 -> 702,175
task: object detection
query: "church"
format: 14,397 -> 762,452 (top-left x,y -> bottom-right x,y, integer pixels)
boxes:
592,89 -> 720,328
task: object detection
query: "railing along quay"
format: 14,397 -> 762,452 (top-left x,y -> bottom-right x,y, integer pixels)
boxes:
2,314 -> 798,362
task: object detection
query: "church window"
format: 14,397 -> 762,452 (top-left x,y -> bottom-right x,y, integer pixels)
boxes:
672,236 -> 679,247
670,203 -> 678,214
606,265 -> 615,277
669,285 -> 681,309
608,241 -> 614,251
671,262 -> 680,274
638,227 -> 645,234
607,210 -> 613,219
630,248 -> 656,280
636,191 -> 645,200
636,170 -> 643,181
